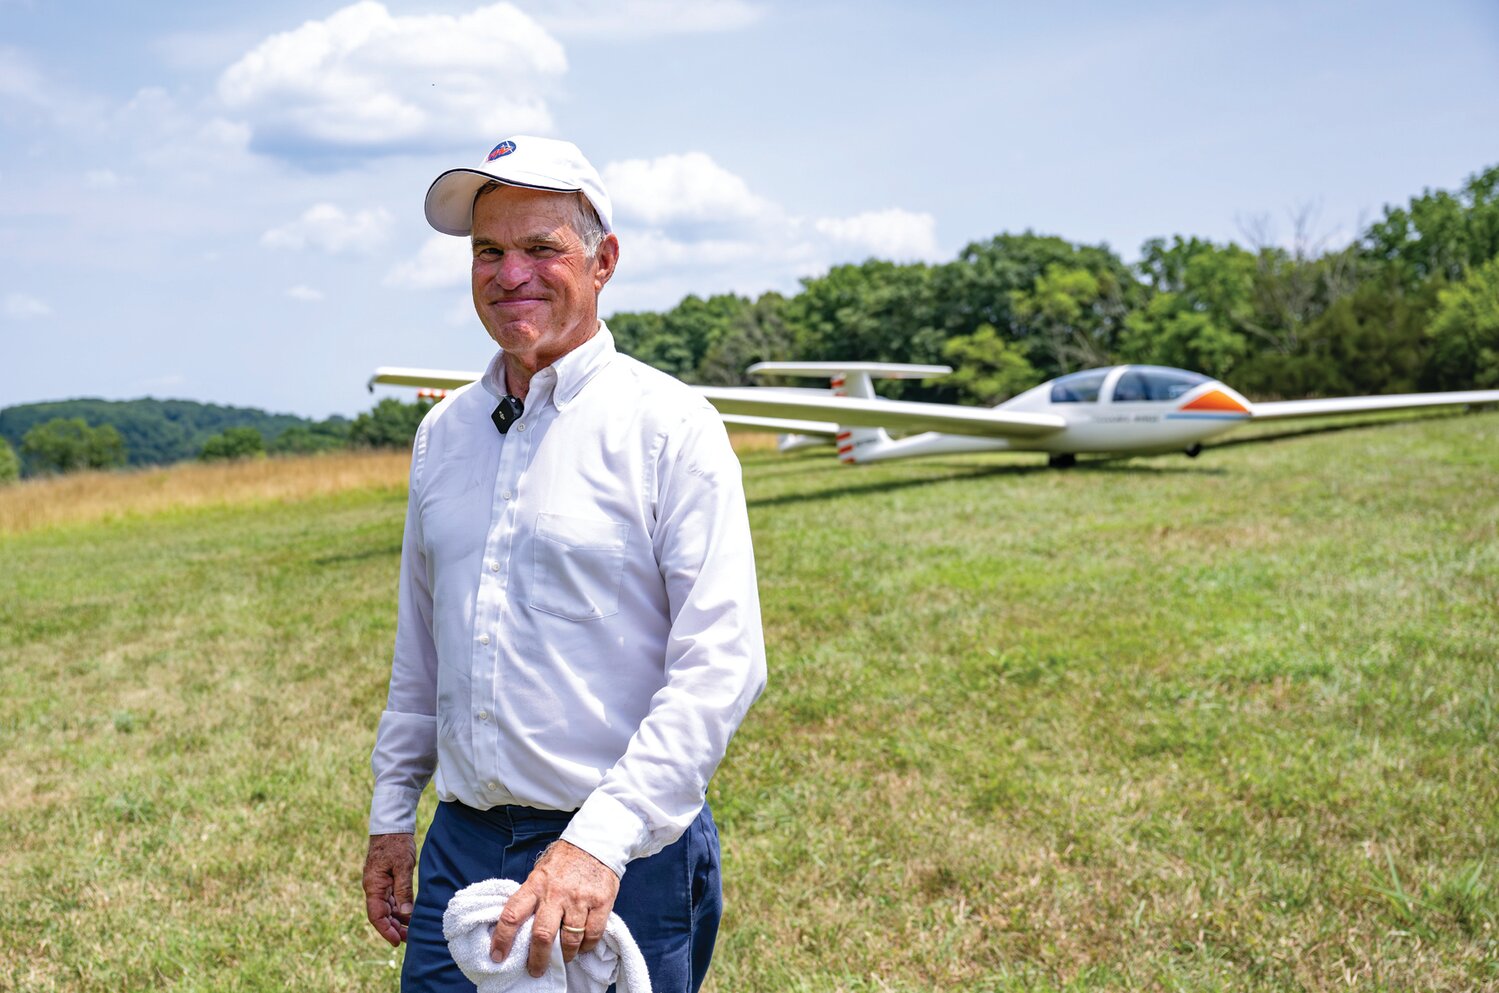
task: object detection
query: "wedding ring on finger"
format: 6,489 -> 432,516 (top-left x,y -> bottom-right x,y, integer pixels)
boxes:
561,924 -> 587,934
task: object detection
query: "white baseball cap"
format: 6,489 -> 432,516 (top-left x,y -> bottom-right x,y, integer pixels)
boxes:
424,135 -> 614,236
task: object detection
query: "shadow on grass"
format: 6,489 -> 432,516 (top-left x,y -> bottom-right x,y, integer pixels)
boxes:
1077,455 -> 1227,474
747,457 -> 1218,508
313,543 -> 402,566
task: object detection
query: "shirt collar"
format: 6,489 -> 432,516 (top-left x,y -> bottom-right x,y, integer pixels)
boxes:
550,321 -> 617,409
479,321 -> 617,411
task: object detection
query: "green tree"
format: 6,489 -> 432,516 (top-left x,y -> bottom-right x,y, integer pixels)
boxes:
1009,264 -> 1129,372
1425,255 -> 1499,389
934,324 -> 1039,405
1363,164 -> 1499,287
609,310 -> 678,374
199,426 -> 267,461
785,260 -> 944,399
0,398 -> 312,467
1292,275 -> 1436,396
268,418 -> 350,455
20,418 -> 127,474
929,232 -> 1135,344
695,292 -> 794,385
1119,237 -> 1256,379
0,437 -> 19,484
349,398 -> 433,449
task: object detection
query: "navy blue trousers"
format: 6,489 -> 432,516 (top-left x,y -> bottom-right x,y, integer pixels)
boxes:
401,801 -> 722,992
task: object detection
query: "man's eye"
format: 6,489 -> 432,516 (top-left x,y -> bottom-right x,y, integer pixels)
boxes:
475,247 -> 501,262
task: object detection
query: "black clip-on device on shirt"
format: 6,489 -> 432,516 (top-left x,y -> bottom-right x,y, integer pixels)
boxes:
491,395 -> 525,435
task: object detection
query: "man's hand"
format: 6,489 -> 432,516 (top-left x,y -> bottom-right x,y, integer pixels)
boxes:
491,841 -> 620,976
363,833 -> 417,947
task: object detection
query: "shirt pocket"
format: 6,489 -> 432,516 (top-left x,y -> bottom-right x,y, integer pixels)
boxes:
530,513 -> 631,621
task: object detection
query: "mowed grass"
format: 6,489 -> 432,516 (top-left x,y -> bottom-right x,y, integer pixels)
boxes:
1,413 -> 1495,992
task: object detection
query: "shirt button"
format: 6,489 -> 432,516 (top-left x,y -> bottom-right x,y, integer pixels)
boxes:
516,422 -> 526,432
479,633 -> 490,645
489,560 -> 499,572
487,781 -> 499,792
477,709 -> 489,721
501,489 -> 512,500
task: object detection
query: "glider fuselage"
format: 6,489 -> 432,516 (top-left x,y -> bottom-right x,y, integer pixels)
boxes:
844,365 -> 1252,462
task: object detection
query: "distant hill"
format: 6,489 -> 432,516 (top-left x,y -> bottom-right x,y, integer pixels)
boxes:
0,398 -> 327,468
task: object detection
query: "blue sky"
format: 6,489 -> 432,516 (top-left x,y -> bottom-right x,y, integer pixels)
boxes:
2,0 -> 1496,418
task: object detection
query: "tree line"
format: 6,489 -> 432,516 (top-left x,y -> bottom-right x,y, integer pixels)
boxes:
608,164 -> 1499,405
3,164 -> 1494,483
0,399 -> 429,481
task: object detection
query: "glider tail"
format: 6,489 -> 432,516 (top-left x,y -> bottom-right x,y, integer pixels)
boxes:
745,362 -> 951,465
832,371 -> 893,464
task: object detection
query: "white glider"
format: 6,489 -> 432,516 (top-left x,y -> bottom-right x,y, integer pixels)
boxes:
367,362 -> 1499,467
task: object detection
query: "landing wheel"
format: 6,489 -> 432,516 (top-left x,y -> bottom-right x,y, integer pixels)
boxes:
1184,443 -> 1203,459
1047,453 -> 1077,469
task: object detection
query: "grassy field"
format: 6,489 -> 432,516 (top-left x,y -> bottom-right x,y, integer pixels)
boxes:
1,414 -> 1495,991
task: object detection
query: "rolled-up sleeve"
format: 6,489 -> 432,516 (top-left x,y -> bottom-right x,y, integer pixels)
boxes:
561,408 -> 767,875
369,432 -> 440,836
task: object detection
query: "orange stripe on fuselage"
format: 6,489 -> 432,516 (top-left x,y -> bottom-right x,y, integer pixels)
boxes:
1180,389 -> 1248,414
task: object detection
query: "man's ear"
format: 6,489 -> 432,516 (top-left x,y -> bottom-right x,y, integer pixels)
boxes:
593,234 -> 620,292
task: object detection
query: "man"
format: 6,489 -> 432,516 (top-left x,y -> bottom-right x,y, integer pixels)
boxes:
361,135 -> 767,992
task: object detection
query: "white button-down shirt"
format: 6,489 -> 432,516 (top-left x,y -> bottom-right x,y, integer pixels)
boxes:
369,325 -> 766,875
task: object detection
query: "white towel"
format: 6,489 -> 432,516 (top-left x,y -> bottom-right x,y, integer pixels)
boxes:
443,877 -> 653,993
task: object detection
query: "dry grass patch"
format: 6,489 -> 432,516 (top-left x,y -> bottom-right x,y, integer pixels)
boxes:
725,429 -> 788,453
0,450 -> 412,534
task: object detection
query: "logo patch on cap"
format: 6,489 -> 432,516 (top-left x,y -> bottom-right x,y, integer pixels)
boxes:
487,140 -> 517,161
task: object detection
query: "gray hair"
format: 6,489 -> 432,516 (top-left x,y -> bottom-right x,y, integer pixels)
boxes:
473,182 -> 606,259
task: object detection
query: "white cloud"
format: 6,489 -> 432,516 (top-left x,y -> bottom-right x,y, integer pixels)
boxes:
0,46 -> 106,128
287,285 -> 325,302
85,169 -> 121,189
813,208 -> 940,261
618,228 -> 763,275
599,159 -> 939,301
529,0 -> 764,39
262,203 -> 393,254
117,89 -> 255,175
603,152 -> 770,226
4,292 -> 52,319
0,50 -> 48,108
386,234 -> 472,290
218,1 -> 566,155
383,155 -> 940,315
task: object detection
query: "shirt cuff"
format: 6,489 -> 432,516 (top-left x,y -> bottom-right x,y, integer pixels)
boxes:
559,791 -> 652,878
369,785 -> 424,836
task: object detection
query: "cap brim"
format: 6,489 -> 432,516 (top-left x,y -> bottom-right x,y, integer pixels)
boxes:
424,168 -> 583,236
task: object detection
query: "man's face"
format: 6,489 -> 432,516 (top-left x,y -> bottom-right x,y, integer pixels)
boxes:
470,185 -> 618,367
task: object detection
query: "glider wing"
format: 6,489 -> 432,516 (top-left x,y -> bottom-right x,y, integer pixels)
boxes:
698,387 -> 1066,439
748,361 -> 952,380
368,367 -> 481,392
1251,390 -> 1499,421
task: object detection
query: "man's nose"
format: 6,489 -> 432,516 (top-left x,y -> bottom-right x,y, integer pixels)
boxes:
494,254 -> 533,289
